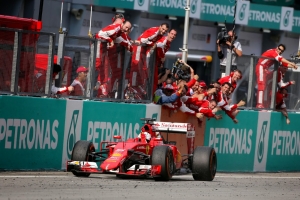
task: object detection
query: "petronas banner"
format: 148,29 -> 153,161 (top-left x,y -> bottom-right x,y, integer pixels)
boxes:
236,0 -> 294,31
79,0 -> 300,33
252,0 -> 294,7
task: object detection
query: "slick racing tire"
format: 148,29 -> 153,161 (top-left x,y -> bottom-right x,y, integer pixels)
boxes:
152,145 -> 175,181
192,146 -> 217,181
71,140 -> 95,177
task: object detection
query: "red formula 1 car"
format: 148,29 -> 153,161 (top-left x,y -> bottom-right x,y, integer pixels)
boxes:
67,118 -> 217,181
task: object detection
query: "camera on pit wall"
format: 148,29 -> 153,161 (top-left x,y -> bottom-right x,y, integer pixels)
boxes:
290,54 -> 300,63
171,59 -> 191,81
217,27 -> 231,45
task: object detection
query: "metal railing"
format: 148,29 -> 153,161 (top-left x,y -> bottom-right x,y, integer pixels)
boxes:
1,27 -> 300,111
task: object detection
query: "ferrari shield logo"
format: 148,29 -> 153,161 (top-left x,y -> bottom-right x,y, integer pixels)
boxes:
146,145 -> 150,155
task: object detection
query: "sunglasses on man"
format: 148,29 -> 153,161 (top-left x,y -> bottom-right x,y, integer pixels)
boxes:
277,47 -> 285,53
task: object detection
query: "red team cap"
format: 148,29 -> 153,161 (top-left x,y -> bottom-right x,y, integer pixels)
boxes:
76,66 -> 88,73
163,83 -> 175,90
199,81 -> 207,88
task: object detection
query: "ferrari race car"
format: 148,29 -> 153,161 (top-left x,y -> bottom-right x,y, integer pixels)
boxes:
67,118 -> 217,181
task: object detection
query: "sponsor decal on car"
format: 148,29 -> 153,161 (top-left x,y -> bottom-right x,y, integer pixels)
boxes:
146,145 -> 150,155
112,153 -> 122,157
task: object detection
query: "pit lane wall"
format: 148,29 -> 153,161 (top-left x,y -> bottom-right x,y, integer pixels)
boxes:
204,111 -> 300,172
1,96 -> 300,172
0,96 -> 161,170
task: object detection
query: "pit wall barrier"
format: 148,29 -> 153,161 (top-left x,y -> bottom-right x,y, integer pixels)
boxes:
204,110 -> 300,172
0,96 -> 161,170
0,95 -> 300,172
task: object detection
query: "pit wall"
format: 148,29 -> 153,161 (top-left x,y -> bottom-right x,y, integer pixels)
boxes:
0,95 -> 299,172
0,96 -> 161,170
204,110 -> 300,172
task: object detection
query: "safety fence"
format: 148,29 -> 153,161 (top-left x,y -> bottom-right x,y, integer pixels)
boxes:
1,27 -> 300,110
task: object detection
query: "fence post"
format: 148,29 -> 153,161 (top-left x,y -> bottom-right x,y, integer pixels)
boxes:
87,38 -> 97,98
56,32 -> 66,87
11,31 -> 22,94
116,45 -> 125,100
270,62 -> 279,109
247,56 -> 254,108
148,49 -> 156,102
121,49 -> 132,101
45,34 -> 55,96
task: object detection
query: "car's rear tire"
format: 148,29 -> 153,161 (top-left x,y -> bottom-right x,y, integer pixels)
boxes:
152,145 -> 174,181
71,140 -> 95,177
192,146 -> 217,181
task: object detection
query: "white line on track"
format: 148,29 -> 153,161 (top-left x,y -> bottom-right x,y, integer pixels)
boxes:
0,176 -> 70,178
215,175 -> 300,179
0,175 -> 299,179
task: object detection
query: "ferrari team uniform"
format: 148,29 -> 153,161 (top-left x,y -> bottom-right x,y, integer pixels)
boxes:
115,32 -> 133,53
130,27 -> 163,92
154,36 -> 171,92
216,90 -> 238,120
180,96 -> 204,114
276,90 -> 287,109
218,72 -> 238,92
277,68 -> 292,88
95,23 -> 122,96
255,48 -> 288,108
156,36 -> 170,65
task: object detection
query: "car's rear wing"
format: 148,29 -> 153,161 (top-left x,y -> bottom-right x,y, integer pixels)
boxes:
140,118 -> 195,136
152,121 -> 195,155
152,121 -> 194,133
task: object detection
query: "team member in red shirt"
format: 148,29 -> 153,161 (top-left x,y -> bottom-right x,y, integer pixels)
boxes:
69,66 -> 88,96
179,97 -> 222,127
255,44 -> 297,108
277,65 -> 295,89
95,20 -> 131,97
130,23 -> 169,96
216,82 -> 245,123
185,80 -> 199,97
107,28 -> 135,99
156,29 -> 177,66
218,69 -> 242,93
154,29 -> 177,92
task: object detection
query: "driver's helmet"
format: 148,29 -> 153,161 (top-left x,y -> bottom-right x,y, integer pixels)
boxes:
138,129 -> 151,142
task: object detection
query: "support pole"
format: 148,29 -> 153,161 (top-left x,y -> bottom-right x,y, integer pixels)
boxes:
270,62 -> 279,110
45,35 -> 55,96
59,1 -> 64,33
225,0 -> 237,76
38,0 -> 44,21
247,57 -> 254,107
11,32 -> 22,94
56,33 -> 66,87
181,0 -> 190,62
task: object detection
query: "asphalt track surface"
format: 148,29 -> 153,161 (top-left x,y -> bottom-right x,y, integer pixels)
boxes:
0,172 -> 299,200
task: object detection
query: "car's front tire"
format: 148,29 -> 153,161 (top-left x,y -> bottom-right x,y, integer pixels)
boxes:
71,140 -> 95,177
152,145 -> 175,181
